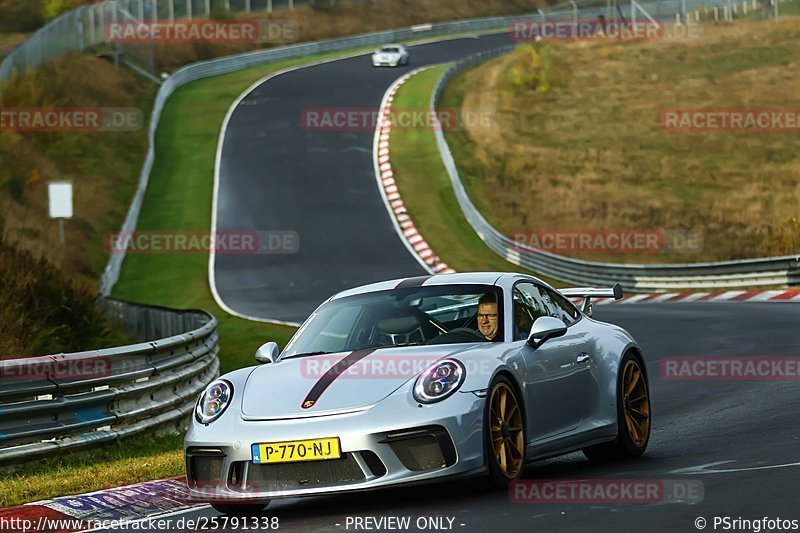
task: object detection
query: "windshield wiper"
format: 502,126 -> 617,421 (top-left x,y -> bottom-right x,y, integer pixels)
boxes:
284,351 -> 333,359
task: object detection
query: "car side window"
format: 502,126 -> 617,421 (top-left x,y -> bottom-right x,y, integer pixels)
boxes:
513,284 -> 549,340
540,287 -> 580,326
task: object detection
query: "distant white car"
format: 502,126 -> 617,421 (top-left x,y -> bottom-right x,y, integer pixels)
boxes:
371,44 -> 409,67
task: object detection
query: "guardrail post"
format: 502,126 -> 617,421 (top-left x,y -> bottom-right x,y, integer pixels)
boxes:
569,0 -> 577,34
89,7 -> 96,43
78,20 -> 85,51
99,5 -> 105,41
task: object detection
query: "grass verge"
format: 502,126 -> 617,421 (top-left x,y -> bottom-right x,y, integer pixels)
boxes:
440,20 -> 800,263
0,433 -> 184,508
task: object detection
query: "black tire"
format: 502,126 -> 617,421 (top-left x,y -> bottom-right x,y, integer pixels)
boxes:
211,503 -> 269,515
583,352 -> 651,462
484,375 -> 526,488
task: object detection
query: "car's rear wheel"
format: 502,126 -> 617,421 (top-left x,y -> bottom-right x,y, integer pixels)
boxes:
583,352 -> 651,461
211,503 -> 269,515
485,376 -> 526,488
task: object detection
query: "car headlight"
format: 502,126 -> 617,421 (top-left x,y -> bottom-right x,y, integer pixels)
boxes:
413,359 -> 465,404
195,380 -> 233,425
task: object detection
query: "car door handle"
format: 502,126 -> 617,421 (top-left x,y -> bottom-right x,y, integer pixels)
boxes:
576,353 -> 590,364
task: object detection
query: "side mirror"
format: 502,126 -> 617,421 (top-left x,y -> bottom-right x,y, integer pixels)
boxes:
255,341 -> 279,364
527,316 -> 567,349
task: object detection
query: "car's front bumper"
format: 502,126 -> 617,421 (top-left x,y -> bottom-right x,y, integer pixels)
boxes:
372,58 -> 399,67
185,390 -> 486,502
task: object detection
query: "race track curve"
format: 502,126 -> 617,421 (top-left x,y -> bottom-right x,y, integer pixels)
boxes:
212,32 -> 512,324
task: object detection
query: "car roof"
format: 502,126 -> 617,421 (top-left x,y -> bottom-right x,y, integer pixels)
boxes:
329,272 -> 538,300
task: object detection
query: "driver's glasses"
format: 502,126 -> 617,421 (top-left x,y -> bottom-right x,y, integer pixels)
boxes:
477,313 -> 498,321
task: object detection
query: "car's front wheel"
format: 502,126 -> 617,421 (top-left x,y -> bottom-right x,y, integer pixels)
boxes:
484,375 -> 526,488
211,503 -> 269,515
583,352 -> 651,461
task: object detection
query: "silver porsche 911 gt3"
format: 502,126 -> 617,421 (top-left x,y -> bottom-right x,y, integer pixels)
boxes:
185,272 -> 651,514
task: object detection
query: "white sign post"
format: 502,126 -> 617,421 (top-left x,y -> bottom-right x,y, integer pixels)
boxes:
47,181 -> 73,245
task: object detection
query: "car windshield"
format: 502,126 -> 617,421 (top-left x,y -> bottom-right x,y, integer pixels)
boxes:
381,47 -> 400,53
282,284 -> 504,357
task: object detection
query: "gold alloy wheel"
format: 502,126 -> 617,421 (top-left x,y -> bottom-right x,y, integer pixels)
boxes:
489,382 -> 525,477
621,359 -> 651,447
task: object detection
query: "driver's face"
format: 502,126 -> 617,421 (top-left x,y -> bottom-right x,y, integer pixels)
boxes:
477,302 -> 499,340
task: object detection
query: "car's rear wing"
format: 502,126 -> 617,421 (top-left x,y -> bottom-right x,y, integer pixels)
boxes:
559,283 -> 624,315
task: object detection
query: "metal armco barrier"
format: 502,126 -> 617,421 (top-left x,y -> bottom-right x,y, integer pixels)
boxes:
0,299 -> 219,464
431,45 -> 800,292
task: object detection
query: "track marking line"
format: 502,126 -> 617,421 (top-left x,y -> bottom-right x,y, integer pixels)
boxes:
671,460 -> 800,475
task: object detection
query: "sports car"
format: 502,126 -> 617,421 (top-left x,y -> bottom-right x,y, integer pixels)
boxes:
185,272 -> 651,514
371,44 -> 409,67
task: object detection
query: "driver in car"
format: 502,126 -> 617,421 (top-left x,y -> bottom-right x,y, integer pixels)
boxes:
477,293 -> 501,341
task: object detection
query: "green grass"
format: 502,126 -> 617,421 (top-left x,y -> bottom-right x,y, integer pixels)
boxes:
388,65 -> 561,285
0,433 -> 185,507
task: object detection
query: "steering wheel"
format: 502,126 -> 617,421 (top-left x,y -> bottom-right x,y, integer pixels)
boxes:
445,327 -> 485,340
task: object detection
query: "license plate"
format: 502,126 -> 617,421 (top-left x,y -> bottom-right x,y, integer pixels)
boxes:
251,437 -> 341,464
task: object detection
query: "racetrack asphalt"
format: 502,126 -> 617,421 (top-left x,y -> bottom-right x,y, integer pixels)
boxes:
213,32 -> 513,323
94,302 -> 800,532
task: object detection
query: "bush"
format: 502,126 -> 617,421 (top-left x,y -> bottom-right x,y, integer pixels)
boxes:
0,0 -> 44,33
4,172 -> 24,200
759,217 -> 800,256
502,44 -> 566,95
210,3 -> 233,20
0,225 -> 121,356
